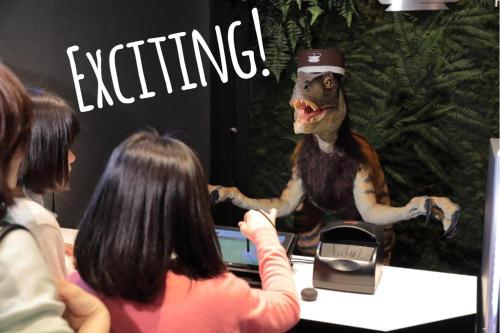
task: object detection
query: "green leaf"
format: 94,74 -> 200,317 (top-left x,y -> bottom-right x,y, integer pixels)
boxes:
384,165 -> 411,187
264,23 -> 290,81
280,3 -> 290,19
308,5 -> 324,25
287,20 -> 302,51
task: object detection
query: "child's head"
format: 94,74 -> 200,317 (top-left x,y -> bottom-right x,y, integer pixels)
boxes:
0,64 -> 32,218
19,89 -> 79,194
75,131 -> 225,303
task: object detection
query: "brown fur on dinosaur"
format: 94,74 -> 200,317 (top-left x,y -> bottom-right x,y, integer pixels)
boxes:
210,48 -> 460,263
291,126 -> 396,260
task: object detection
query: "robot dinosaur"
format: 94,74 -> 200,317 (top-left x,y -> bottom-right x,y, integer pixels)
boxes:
211,48 -> 460,263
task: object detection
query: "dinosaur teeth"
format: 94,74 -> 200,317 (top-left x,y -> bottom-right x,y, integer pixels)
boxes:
291,99 -> 318,111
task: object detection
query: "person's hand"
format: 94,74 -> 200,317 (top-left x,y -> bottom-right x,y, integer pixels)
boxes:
64,243 -> 74,257
238,208 -> 277,239
57,280 -> 110,333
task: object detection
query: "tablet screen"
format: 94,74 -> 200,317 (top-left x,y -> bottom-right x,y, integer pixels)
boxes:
215,226 -> 294,269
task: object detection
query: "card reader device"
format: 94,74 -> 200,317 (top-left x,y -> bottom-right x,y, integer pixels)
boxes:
313,220 -> 383,294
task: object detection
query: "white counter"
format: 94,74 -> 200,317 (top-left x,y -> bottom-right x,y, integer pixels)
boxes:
292,255 -> 477,331
62,229 -> 477,331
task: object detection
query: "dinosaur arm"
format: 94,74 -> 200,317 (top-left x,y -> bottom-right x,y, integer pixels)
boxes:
214,168 -> 304,217
353,167 -> 428,225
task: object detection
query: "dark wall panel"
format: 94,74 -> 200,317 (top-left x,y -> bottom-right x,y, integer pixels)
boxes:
0,0 -> 211,227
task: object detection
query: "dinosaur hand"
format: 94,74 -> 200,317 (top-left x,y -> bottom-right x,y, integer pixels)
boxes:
429,197 -> 460,238
208,184 -> 222,203
405,196 -> 431,219
208,185 -> 242,204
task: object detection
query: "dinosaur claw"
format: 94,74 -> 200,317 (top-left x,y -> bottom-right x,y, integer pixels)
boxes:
443,208 -> 460,239
427,197 -> 461,239
209,188 -> 220,204
424,198 -> 432,227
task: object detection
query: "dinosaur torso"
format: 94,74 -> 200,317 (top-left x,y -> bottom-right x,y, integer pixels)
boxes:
296,135 -> 361,219
295,132 -> 390,217
293,131 -> 394,261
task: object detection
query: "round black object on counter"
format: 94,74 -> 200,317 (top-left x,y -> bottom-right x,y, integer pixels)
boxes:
301,288 -> 318,301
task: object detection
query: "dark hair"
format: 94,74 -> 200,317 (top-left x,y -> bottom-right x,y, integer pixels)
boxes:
336,86 -> 365,164
19,90 -> 79,194
0,64 -> 32,218
74,131 -> 225,303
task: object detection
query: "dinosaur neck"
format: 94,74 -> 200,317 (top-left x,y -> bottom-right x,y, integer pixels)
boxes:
313,89 -> 346,154
314,132 -> 337,153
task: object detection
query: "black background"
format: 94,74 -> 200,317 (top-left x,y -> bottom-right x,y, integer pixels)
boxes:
0,0 -> 251,227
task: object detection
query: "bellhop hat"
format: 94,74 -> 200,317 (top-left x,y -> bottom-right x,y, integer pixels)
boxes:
297,48 -> 345,76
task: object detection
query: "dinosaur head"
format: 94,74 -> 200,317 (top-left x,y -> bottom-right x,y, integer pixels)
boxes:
290,71 -> 344,134
290,48 -> 346,135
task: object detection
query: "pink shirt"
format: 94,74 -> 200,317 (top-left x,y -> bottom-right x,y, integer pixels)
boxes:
68,227 -> 300,333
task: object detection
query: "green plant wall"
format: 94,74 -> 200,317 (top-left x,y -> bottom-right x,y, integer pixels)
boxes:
247,0 -> 499,275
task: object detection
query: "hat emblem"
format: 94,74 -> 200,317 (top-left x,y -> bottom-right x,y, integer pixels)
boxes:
307,52 -> 321,63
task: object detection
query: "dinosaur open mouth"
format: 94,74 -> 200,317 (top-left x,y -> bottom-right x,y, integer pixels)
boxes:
291,99 -> 326,124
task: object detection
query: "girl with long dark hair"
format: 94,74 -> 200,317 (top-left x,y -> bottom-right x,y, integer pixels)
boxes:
70,131 -> 300,333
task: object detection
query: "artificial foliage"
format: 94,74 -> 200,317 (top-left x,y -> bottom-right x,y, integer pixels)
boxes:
247,0 -> 499,275
252,0 -> 356,80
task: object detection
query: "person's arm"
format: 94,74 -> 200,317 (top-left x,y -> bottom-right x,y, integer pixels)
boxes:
237,209 -> 300,333
36,223 -> 67,279
0,229 -> 73,333
9,199 -> 67,279
57,280 -> 110,333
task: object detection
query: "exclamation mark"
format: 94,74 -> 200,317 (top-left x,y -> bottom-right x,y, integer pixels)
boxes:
251,8 -> 270,77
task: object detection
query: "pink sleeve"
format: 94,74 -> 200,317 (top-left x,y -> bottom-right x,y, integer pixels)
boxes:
66,271 -> 97,296
238,227 -> 300,333
66,271 -> 80,283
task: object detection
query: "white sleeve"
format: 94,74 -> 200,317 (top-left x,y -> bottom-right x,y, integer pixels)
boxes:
8,198 -> 67,279
0,229 -> 73,333
36,224 -> 67,279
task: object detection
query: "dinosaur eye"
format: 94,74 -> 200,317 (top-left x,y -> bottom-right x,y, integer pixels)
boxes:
323,78 -> 333,89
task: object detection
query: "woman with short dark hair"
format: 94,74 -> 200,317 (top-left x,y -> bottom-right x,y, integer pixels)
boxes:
20,89 -> 79,197
0,63 -> 109,333
9,89 -> 80,279
70,131 -> 300,333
